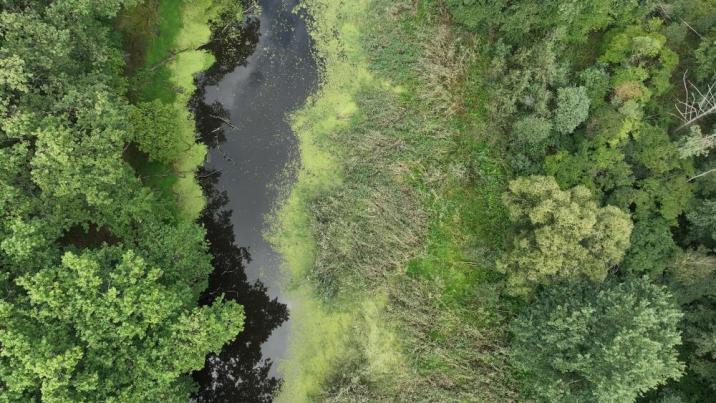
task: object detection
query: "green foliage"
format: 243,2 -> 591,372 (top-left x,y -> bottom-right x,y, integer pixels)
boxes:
30,90 -> 138,226
498,176 -> 633,296
442,0 -> 507,32
666,249 -> 716,393
1,248 -> 243,401
694,29 -> 716,82
579,66 -> 611,108
445,0 -> 657,45
622,218 -> 681,276
600,24 -> 679,100
687,199 -> 716,245
553,86 -> 591,134
511,277 -> 684,402
130,100 -> 189,163
511,115 -> 552,146
485,38 -> 562,121
0,0 -> 244,399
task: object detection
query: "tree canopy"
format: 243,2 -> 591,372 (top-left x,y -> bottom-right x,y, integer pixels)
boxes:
498,176 -> 633,296
0,0 -> 244,399
511,277 -> 684,402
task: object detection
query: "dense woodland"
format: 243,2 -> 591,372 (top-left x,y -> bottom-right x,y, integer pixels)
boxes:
1,0 -> 716,401
0,0 -> 244,400
443,0 -> 716,400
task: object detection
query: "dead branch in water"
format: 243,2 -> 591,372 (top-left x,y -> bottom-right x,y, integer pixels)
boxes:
210,114 -> 241,131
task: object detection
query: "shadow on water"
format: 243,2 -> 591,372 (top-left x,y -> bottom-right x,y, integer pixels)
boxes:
191,0 -> 318,401
193,167 -> 289,402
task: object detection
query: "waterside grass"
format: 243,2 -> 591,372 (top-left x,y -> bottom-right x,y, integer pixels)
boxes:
271,0 -> 518,400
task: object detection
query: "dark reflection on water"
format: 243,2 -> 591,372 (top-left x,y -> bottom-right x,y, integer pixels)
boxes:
201,10 -> 262,88
193,167 -> 289,402
191,0 -> 317,401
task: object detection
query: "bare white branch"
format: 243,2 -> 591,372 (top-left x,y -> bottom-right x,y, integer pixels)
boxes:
675,72 -> 716,132
689,168 -> 716,182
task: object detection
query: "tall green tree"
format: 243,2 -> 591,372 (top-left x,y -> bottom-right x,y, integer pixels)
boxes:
553,86 -> 590,135
498,176 -> 633,296
511,277 -> 684,402
1,248 -> 243,401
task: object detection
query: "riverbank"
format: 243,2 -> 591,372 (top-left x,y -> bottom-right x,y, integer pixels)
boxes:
118,0 -> 242,221
272,0 -> 517,400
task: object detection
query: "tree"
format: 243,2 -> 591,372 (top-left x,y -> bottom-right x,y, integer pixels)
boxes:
511,115 -> 552,146
1,248 -> 244,402
598,23 -> 678,105
511,277 -> 684,402
666,249 -> 716,393
694,29 -> 716,82
498,176 -> 633,296
30,89 -> 136,225
687,199 -> 716,245
622,218 -> 681,276
130,100 -> 191,164
553,86 -> 590,134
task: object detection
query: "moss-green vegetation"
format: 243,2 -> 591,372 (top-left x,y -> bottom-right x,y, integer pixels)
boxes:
269,1 -> 371,399
276,0 -> 716,401
272,0 -> 516,400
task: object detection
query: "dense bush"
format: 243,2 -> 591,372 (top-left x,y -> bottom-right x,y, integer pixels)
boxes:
498,176 -> 632,296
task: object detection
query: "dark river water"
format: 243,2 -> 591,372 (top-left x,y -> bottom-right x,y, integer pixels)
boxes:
191,0 -> 317,401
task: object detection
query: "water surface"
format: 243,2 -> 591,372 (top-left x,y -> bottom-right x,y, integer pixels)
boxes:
192,0 -> 318,400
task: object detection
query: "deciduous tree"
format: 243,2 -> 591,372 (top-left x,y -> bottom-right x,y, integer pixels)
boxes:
511,277 -> 684,402
498,176 -> 632,296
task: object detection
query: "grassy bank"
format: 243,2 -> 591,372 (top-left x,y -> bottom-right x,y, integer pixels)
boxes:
118,0 -> 239,221
272,0 -> 517,400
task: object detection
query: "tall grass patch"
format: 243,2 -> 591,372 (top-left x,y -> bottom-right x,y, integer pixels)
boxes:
272,0 -> 518,400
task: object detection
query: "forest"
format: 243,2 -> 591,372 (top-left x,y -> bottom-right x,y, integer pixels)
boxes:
0,0 -> 715,402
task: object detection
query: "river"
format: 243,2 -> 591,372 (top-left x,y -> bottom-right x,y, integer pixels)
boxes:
191,0 -> 318,401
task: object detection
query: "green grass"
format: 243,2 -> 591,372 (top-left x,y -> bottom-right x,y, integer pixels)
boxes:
271,0 -> 519,400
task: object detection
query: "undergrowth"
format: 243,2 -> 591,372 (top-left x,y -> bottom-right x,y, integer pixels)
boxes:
273,0 -> 518,401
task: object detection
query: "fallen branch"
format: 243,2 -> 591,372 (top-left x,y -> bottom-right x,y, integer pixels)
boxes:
658,5 -> 703,38
146,47 -> 197,72
197,170 -> 221,179
210,114 -> 240,131
675,72 -> 716,132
